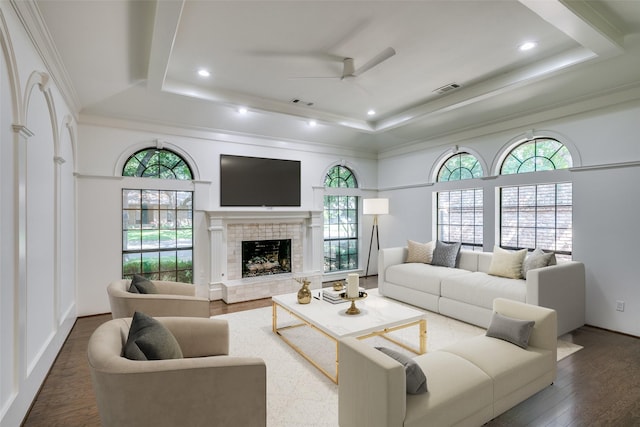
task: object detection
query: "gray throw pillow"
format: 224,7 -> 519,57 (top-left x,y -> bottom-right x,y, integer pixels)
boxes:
128,274 -> 158,294
486,312 -> 535,349
521,248 -> 556,277
431,240 -> 461,268
124,311 -> 183,360
376,347 -> 428,394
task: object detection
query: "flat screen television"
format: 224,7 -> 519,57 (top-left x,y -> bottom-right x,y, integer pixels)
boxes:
220,154 -> 301,207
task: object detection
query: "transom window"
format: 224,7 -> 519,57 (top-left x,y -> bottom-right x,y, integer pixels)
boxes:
324,165 -> 357,187
436,152 -> 484,250
121,147 -> 194,282
123,148 -> 193,180
437,152 -> 483,181
501,138 -> 572,175
324,165 -> 358,273
499,138 -> 573,257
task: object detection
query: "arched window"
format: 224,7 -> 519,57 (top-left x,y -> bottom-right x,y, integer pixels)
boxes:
324,165 -> 358,273
435,153 -> 484,250
501,138 -> 572,174
324,165 -> 357,187
123,148 -> 193,180
437,152 -> 483,181
499,138 -> 573,257
122,148 -> 194,282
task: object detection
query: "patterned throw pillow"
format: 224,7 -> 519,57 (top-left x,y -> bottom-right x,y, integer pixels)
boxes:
405,240 -> 434,264
431,240 -> 461,268
488,246 -> 527,279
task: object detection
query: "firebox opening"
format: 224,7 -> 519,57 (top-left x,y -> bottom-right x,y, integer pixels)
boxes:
242,239 -> 292,278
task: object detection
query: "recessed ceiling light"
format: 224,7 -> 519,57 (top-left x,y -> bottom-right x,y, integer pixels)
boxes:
198,69 -> 211,77
238,107 -> 248,114
367,109 -> 376,116
308,120 -> 317,127
519,41 -> 537,51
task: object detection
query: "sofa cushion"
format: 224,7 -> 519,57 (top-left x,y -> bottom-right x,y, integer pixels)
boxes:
488,246 -> 527,279
431,241 -> 461,268
522,248 -> 556,277
385,263 -> 469,295
441,271 -> 526,309
128,274 -> 158,294
404,351 -> 493,427
486,312 -> 534,349
124,311 -> 183,360
405,240 -> 434,264
376,347 -> 428,394
441,335 -> 554,403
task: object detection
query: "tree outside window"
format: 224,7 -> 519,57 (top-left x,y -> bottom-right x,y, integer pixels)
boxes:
324,166 -> 358,273
122,148 -> 194,281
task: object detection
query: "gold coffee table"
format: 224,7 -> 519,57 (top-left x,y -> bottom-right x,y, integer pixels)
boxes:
272,290 -> 426,383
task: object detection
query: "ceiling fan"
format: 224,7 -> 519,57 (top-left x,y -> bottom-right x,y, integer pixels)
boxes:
294,47 -> 396,80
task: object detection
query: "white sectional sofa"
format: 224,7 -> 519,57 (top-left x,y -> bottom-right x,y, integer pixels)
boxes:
379,246 -> 585,336
339,298 -> 557,427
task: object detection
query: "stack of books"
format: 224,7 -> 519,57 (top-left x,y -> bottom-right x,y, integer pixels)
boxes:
321,287 -> 365,304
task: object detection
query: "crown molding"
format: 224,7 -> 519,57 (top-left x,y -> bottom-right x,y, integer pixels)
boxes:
10,0 -> 81,114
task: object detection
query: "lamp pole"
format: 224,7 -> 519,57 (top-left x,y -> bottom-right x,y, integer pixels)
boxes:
365,214 -> 380,277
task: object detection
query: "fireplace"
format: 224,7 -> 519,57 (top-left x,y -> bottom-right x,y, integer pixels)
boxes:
206,210 -> 324,303
242,239 -> 292,278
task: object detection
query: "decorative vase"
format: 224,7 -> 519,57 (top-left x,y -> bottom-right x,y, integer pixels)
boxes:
297,280 -> 312,304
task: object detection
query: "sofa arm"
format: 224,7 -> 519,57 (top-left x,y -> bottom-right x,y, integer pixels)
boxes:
493,298 -> 557,352
109,293 -> 210,319
338,338 -> 405,427
162,317 -> 229,357
378,247 -> 407,293
525,261 -> 585,336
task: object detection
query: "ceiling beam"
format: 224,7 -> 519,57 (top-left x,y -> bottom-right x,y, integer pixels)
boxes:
519,0 -> 624,57
147,0 -> 184,92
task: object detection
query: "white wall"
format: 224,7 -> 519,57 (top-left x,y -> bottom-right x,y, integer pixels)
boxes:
0,3 -> 77,426
75,122 -> 379,315
378,99 -> 640,337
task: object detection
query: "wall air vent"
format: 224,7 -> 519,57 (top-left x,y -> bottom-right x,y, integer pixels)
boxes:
290,98 -> 314,107
434,83 -> 461,94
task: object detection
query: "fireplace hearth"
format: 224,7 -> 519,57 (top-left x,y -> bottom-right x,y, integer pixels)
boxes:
242,239 -> 292,278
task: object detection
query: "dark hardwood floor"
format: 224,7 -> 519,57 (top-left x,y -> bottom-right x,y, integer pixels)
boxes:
22,277 -> 640,426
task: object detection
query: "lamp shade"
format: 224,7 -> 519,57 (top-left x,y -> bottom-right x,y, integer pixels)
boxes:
363,198 -> 389,215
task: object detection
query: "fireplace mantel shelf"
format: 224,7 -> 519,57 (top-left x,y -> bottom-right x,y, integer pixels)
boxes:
207,210 -> 322,221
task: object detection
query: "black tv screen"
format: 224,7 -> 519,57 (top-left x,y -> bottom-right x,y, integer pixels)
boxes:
220,154 -> 301,207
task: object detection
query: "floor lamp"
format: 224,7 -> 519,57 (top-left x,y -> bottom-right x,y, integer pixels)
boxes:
363,198 -> 389,277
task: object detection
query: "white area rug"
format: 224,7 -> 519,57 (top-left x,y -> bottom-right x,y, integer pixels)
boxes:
213,297 -> 582,427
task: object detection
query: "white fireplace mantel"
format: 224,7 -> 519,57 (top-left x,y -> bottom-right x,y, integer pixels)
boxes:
206,210 -> 324,301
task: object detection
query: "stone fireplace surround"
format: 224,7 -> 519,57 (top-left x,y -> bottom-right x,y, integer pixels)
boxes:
207,210 -> 323,303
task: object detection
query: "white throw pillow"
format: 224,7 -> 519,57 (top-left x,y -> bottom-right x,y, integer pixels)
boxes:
405,240 -> 434,264
488,246 -> 527,279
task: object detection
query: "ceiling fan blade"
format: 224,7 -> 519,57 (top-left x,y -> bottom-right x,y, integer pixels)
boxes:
353,47 -> 396,76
